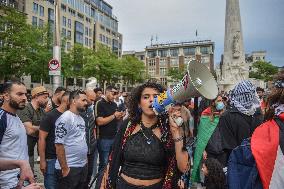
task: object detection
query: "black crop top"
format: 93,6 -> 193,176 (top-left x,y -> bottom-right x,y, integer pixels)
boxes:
121,130 -> 167,180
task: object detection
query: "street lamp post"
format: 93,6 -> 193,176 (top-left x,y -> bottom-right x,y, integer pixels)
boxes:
52,0 -> 61,92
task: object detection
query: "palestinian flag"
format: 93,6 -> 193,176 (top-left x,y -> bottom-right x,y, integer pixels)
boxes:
251,113 -> 284,189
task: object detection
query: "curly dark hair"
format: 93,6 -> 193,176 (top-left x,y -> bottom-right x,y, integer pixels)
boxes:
203,158 -> 226,189
265,70 -> 284,120
128,82 -> 165,125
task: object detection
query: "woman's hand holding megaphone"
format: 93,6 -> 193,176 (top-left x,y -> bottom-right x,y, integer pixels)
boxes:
168,107 -> 183,139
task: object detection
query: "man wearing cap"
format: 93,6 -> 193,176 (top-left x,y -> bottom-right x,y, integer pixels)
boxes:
18,86 -> 49,173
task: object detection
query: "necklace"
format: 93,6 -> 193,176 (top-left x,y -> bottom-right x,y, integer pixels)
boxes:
140,121 -> 158,145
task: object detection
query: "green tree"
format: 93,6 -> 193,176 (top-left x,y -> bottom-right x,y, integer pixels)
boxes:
167,64 -> 186,82
118,55 -> 145,86
0,5 -> 46,80
249,61 -> 278,81
84,43 -> 118,86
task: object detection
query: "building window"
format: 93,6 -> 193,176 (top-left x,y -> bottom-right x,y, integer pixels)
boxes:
160,58 -> 167,67
85,26 -> 88,36
48,8 -> 54,21
106,37 -> 109,45
67,19 -> 71,29
38,19 -> 44,28
39,6 -> 44,17
158,49 -> 167,57
62,28 -> 66,37
89,28 -> 92,37
68,8 -> 76,16
33,3 -> 38,14
85,37 -> 88,46
200,46 -> 209,54
62,16 -> 66,26
148,51 -> 156,58
75,21 -> 84,44
149,68 -> 155,77
148,59 -> 156,67
160,68 -> 167,76
160,78 -> 167,86
170,49 -> 178,57
102,35 -> 105,43
61,4 -> 66,12
89,39 -> 92,47
67,30 -> 71,39
32,16 -> 37,26
183,47 -> 195,56
170,58 -> 178,67
66,42 -> 71,50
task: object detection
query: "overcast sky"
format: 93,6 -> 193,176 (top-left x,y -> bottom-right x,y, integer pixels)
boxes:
107,0 -> 284,67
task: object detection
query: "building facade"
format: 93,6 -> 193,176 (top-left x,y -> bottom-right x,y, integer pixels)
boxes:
144,40 -> 214,87
1,0 -> 122,89
23,0 -> 122,56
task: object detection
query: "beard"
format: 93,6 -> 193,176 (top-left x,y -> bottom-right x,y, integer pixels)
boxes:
9,99 -> 26,110
77,106 -> 87,113
39,102 -> 47,109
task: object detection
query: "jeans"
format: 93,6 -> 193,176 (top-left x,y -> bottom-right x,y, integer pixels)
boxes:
27,135 -> 38,172
97,138 -> 114,172
44,159 -> 57,189
92,142 -> 99,177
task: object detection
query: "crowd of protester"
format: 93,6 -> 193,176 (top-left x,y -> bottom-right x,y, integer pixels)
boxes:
0,70 -> 283,189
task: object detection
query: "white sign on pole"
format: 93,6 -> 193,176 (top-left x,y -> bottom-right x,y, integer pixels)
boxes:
49,70 -> 61,76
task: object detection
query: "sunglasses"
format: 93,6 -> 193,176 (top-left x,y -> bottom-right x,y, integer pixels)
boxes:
111,91 -> 118,95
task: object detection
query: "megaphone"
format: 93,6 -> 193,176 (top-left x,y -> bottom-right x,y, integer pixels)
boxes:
152,59 -> 218,115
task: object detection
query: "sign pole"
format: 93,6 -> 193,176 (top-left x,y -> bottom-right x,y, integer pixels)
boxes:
52,0 -> 61,92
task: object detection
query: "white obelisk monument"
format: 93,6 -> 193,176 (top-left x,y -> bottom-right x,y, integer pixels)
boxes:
218,0 -> 249,91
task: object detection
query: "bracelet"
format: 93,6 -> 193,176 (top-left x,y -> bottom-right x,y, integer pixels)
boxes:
113,114 -> 116,119
173,136 -> 184,142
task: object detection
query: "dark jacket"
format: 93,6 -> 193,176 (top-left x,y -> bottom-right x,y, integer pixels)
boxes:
227,138 -> 263,189
219,106 -> 263,164
80,106 -> 96,154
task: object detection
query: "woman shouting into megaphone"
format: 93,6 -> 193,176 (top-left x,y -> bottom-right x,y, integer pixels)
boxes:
98,82 -> 189,189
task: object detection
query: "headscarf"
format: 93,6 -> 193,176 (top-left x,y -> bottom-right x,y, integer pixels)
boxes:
229,80 -> 260,116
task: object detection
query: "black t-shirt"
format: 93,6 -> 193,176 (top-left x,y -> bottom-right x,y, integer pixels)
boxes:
95,98 -> 118,139
40,109 -> 62,159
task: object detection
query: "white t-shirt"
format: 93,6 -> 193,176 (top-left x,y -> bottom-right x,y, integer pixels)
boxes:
0,108 -> 28,189
55,110 -> 88,169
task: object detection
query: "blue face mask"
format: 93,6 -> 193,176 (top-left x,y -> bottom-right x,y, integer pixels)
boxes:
216,102 -> 225,111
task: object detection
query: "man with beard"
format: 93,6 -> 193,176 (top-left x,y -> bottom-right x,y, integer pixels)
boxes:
38,91 -> 70,189
55,90 -> 88,189
51,87 -> 66,109
17,86 -> 49,173
0,81 -> 40,189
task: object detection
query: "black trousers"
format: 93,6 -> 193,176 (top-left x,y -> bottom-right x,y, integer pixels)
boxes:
116,177 -> 163,189
27,135 -> 38,172
56,165 -> 88,189
83,153 -> 95,189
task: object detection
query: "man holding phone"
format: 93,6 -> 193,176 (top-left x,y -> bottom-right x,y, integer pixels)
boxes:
95,86 -> 124,173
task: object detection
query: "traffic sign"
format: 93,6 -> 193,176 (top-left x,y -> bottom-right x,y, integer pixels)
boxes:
48,59 -> 60,71
49,70 -> 61,76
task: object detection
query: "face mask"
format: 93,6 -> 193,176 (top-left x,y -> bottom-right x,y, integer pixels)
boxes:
216,102 -> 225,111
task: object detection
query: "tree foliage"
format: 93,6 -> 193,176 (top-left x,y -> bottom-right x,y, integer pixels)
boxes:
249,61 -> 278,81
167,64 -> 186,82
0,6 -> 146,86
